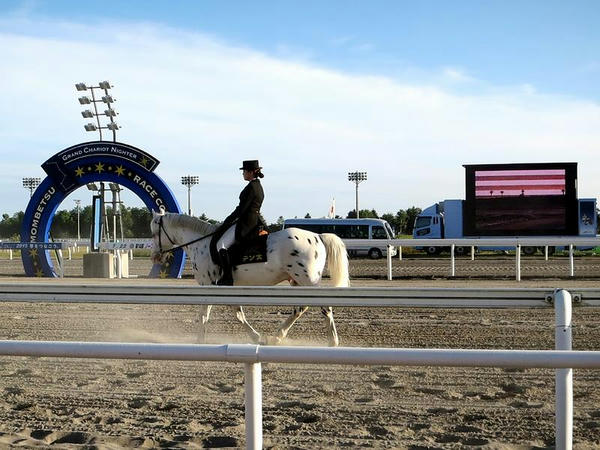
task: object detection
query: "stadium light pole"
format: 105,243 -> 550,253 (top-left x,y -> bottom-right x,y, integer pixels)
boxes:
76,81 -> 121,142
74,199 -> 81,240
181,176 -> 199,216
22,177 -> 41,198
347,171 -> 367,219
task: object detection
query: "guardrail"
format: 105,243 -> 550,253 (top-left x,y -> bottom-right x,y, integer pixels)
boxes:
99,237 -> 600,281
1,283 -> 600,307
3,236 -> 599,280
345,237 -> 600,281
0,285 -> 596,448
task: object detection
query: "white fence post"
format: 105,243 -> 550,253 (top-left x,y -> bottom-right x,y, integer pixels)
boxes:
9,249 -> 12,260
569,244 -> 574,277
554,289 -> 573,450
398,246 -> 402,260
387,245 -> 393,281
471,246 -> 475,261
545,246 -> 549,261
56,250 -> 64,278
450,244 -> 455,277
515,245 -> 521,282
245,362 -> 263,450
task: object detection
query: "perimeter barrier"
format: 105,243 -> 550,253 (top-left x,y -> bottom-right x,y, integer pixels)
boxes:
3,237 -> 598,280
0,285 -> 598,449
101,236 -> 600,280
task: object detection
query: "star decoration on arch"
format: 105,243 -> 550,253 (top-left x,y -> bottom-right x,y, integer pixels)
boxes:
115,165 -> 125,176
94,162 -> 105,173
75,167 -> 85,177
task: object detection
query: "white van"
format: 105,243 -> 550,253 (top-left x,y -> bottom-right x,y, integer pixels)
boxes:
282,218 -> 396,259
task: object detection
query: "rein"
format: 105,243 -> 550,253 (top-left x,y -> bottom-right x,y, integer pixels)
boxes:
156,215 -> 226,255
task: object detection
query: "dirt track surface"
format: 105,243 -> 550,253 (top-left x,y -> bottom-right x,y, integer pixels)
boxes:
0,257 -> 599,448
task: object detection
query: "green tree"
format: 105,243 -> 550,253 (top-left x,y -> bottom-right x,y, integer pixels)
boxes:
129,207 -> 153,237
0,211 -> 24,239
346,209 -> 378,219
404,207 -> 422,235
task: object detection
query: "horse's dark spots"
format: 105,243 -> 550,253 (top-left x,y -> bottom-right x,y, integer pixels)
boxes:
317,271 -> 321,277
294,235 -> 299,240
297,262 -> 305,268
307,238 -> 311,245
244,269 -> 249,271
314,251 -> 318,259
287,264 -> 293,268
288,236 -> 293,239
294,273 -> 300,277
290,250 -> 299,256
303,269 -> 307,274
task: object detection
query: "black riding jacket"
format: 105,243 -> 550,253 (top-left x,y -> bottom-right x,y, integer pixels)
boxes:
222,178 -> 266,241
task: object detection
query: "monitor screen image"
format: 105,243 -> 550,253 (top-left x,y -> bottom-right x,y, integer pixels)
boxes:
463,163 -> 578,236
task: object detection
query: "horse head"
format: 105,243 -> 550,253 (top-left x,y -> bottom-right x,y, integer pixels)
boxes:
150,209 -> 173,264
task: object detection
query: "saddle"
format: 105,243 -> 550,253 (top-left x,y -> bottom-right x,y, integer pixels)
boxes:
209,232 -> 269,267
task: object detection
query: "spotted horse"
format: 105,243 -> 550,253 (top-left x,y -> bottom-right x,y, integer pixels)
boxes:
150,211 -> 350,346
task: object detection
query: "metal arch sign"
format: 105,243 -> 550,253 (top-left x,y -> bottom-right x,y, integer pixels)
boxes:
20,141 -> 185,278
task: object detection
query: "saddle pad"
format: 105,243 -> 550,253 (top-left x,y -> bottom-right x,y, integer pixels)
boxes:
231,234 -> 268,266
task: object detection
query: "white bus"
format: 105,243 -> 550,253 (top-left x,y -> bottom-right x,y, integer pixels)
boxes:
282,218 -> 396,259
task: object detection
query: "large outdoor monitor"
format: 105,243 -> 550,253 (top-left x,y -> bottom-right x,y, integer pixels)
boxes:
463,163 -> 578,236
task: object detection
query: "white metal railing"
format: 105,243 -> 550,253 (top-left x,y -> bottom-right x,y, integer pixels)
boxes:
2,283 -> 600,307
0,341 -> 597,449
0,286 -> 596,448
4,237 -> 599,281
344,237 -> 600,281
98,237 -> 600,281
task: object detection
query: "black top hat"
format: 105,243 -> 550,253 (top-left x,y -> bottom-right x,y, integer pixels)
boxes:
240,160 -> 262,171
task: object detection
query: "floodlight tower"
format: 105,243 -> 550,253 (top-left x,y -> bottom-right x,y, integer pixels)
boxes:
76,81 -> 121,142
347,171 -> 367,219
181,176 -> 199,216
22,177 -> 41,197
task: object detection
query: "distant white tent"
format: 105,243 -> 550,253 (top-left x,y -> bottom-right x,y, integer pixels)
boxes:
327,198 -> 335,218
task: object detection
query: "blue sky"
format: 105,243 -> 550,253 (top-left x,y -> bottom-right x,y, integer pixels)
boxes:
0,1 -> 599,223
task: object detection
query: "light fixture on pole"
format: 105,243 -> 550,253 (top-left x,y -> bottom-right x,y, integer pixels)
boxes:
347,171 -> 367,219
181,176 -> 199,216
74,199 -> 81,240
22,177 -> 41,197
76,80 -> 121,142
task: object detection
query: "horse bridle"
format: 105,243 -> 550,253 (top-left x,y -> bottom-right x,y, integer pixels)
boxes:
155,215 -> 177,255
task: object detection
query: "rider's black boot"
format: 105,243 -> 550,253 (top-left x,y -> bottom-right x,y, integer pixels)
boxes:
217,248 -> 234,286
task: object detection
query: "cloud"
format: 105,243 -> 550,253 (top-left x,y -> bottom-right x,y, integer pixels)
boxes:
0,16 -> 599,224
441,67 -> 474,83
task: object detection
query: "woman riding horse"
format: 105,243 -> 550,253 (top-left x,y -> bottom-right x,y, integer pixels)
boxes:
214,159 -> 267,285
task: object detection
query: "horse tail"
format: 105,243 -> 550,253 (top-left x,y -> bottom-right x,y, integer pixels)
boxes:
319,233 -> 350,287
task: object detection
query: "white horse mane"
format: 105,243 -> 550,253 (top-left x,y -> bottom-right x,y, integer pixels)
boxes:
165,213 -> 218,236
